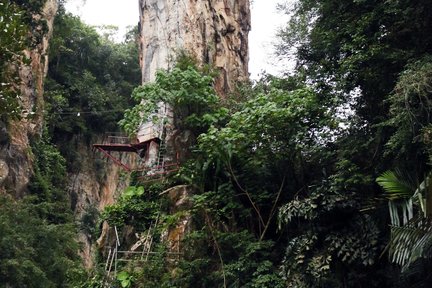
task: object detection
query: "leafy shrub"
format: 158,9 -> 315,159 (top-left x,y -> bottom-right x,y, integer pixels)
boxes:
102,186 -> 160,230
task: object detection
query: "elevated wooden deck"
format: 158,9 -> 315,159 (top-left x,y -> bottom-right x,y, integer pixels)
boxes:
92,133 -> 161,171
93,143 -> 138,152
92,139 -> 158,153
93,131 -> 177,176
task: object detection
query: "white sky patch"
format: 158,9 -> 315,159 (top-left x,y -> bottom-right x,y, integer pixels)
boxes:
65,0 -> 294,79
249,0 -> 293,79
65,0 -> 139,41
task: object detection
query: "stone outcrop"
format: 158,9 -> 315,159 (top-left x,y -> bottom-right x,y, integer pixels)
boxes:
163,185 -> 193,252
0,0 -> 57,196
138,0 -> 250,96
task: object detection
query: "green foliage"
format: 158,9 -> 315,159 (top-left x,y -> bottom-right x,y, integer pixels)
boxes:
377,170 -> 416,201
0,0 -> 27,118
28,132 -> 74,224
102,186 -> 161,229
166,229 -> 283,288
151,76 -> 341,286
193,81 -> 334,233
13,0 -> 48,46
45,10 -> 140,170
278,179 -> 380,286
45,11 -> 140,133
74,266 -> 113,288
124,244 -> 173,288
279,0 -> 432,129
376,170 -> 432,275
220,233 -> 284,288
0,195 -> 84,287
119,57 -> 218,136
164,68 -> 396,286
387,217 -> 432,271
79,204 -> 100,240
198,86 -> 330,162
384,56 -> 432,164
0,134 -> 85,287
117,271 -> 135,288
273,0 -> 432,285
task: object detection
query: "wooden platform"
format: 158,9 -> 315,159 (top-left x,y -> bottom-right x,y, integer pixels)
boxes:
93,143 -> 138,153
92,137 -> 162,171
93,137 -> 159,152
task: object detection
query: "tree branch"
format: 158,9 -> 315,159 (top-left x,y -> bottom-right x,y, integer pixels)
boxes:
260,175 -> 286,241
227,160 -> 266,229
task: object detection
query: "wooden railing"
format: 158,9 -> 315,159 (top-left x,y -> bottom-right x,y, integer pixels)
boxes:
101,132 -> 130,144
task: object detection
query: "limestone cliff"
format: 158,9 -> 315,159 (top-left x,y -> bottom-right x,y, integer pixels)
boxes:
0,0 -> 57,196
80,0 -> 251,267
137,0 -> 251,170
134,0 -> 251,255
139,0 -> 250,96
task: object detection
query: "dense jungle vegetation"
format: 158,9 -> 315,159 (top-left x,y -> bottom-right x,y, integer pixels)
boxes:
2,0 -> 432,287
1,1 -> 139,286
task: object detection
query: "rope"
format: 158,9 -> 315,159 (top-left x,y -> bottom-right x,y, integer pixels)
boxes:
52,109 -> 124,115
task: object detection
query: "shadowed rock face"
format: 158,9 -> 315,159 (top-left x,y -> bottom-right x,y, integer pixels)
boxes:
139,0 -> 250,96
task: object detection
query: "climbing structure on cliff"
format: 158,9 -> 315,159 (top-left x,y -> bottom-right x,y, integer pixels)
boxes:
94,0 -> 251,177
103,213 -> 183,284
93,102 -> 179,176
104,226 -> 121,284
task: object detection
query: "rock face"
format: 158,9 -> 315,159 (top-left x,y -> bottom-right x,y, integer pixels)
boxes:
137,0 -> 251,166
163,185 -> 193,253
69,139 -> 133,268
138,0 -> 250,96
0,0 -> 57,196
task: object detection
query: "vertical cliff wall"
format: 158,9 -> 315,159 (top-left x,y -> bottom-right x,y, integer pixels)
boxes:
0,0 -> 57,196
139,0 -> 250,95
69,140 -> 133,268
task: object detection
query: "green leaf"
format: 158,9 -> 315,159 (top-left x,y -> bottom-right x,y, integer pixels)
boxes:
376,170 -> 415,200
116,271 -> 130,281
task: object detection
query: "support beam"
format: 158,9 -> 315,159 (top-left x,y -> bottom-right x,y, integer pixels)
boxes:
96,147 -> 131,171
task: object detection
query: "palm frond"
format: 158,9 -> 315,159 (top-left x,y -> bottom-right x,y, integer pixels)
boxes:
387,216 -> 432,270
377,170 -> 416,201
412,176 -> 429,216
388,200 -> 414,226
